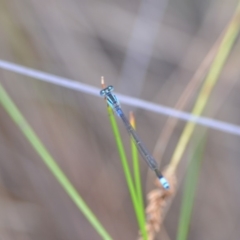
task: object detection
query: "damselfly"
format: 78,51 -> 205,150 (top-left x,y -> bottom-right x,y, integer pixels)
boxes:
100,85 -> 169,189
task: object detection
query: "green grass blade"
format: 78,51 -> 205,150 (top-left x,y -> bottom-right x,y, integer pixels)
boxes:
173,4 -> 240,239
168,1 -> 240,175
129,112 -> 145,222
0,83 -> 112,240
107,106 -> 147,240
176,134 -> 206,240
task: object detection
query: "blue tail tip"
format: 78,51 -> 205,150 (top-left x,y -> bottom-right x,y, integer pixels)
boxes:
159,177 -> 170,189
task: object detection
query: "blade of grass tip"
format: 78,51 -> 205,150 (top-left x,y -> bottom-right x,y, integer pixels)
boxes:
129,112 -> 145,224
176,134 -> 207,240
101,76 -> 147,240
0,83 -> 112,240
168,2 -> 240,176
107,105 -> 148,240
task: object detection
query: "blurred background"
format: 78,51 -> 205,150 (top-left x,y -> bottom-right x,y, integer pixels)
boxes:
0,0 -> 240,239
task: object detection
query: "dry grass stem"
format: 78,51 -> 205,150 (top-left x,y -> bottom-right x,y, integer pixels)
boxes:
101,76 -> 106,88
142,29 -> 223,240
142,6 -> 240,239
138,167 -> 176,240
152,26 -> 227,164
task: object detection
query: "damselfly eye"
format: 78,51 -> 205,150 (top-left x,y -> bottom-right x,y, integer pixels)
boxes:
108,86 -> 113,91
100,89 -> 105,96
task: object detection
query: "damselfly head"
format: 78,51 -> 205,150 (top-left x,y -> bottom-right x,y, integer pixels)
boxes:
100,89 -> 106,96
100,85 -> 114,96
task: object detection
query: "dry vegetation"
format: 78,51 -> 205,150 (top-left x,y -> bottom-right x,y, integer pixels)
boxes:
0,0 -> 240,239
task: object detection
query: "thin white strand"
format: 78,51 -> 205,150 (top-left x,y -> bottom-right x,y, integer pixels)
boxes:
0,59 -> 239,136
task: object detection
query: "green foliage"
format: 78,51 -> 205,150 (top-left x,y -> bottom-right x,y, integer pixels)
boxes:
0,83 -> 112,240
175,3 -> 240,239
130,114 -> 145,226
168,1 -> 240,175
107,105 -> 147,240
176,135 -> 206,240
